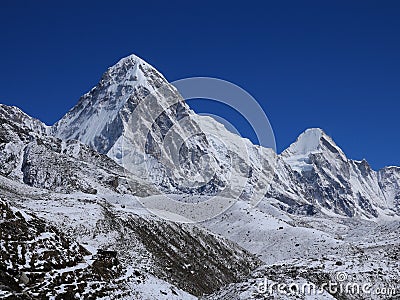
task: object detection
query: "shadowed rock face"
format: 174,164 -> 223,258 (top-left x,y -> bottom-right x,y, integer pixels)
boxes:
379,166 -> 400,214
96,203 -> 261,297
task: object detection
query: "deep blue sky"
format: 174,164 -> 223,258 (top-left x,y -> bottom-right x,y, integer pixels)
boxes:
1,1 -> 399,169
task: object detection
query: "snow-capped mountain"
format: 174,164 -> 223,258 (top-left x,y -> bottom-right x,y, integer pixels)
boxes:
1,54 -> 399,299
281,128 -> 395,218
51,54 -> 399,220
52,55 -> 229,195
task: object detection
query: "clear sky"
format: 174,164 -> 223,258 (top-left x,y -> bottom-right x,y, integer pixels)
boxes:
1,1 -> 399,169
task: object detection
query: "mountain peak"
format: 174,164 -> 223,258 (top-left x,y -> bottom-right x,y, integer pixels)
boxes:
281,128 -> 347,172
118,53 -> 144,62
52,54 -> 171,149
113,53 -> 153,68
107,53 -> 147,74
98,53 -> 166,91
286,128 -> 325,156
282,128 -> 343,158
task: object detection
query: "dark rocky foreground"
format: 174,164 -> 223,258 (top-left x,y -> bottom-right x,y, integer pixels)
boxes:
0,194 -> 261,299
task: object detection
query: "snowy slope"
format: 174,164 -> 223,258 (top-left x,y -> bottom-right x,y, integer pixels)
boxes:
203,195 -> 399,299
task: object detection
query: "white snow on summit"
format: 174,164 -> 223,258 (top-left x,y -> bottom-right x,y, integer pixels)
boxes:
282,128 -> 346,173
51,54 -> 170,148
284,128 -> 324,156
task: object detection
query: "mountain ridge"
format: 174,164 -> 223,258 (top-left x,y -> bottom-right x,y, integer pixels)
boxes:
1,53 -> 399,220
